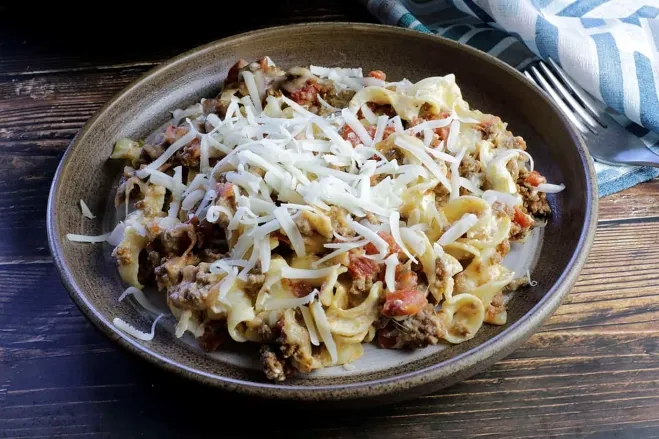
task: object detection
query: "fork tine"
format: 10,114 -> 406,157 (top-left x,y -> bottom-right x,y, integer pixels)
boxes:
528,66 -> 590,134
524,71 -> 538,85
538,61 -> 601,129
547,58 -> 606,126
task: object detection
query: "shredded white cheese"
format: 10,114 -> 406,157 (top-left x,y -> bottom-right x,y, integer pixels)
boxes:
408,117 -> 452,134
80,200 -> 96,219
536,183 -> 566,193
459,177 -> 484,196
450,147 -> 467,201
106,222 -> 126,247
482,190 -> 521,207
241,71 -> 263,113
264,289 -> 317,310
394,136 -> 452,191
446,118 -> 461,153
384,254 -> 398,292
527,269 -> 539,287
113,314 -> 163,341
66,233 -> 111,243
217,267 -> 239,304
273,206 -> 306,257
345,216 -> 389,259
142,126 -> 197,173
310,300 -> 338,364
312,240 -> 368,268
300,305 -> 320,346
389,211 -> 416,263
438,213 -> 478,245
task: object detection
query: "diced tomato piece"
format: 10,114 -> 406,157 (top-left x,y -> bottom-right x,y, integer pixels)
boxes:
216,182 -> 235,199
513,207 -> 534,228
164,125 -> 189,144
411,113 -> 452,141
341,125 -> 361,147
364,232 -> 400,257
476,116 -> 497,134
368,70 -> 386,81
382,289 -> 428,317
432,114 -> 452,141
348,252 -> 380,279
343,120 -> 395,149
395,268 -> 418,290
377,329 -> 398,349
381,126 -> 396,141
435,126 -> 450,141
290,81 -> 322,106
287,280 -> 314,298
525,170 -> 546,187
365,125 -> 396,144
290,83 -> 319,106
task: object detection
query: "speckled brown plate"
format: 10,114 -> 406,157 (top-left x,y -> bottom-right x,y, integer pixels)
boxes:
47,23 -> 597,404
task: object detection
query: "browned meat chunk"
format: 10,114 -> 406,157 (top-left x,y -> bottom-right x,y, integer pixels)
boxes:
283,279 -> 314,298
322,88 -> 356,110
459,153 -> 481,179
259,309 -> 315,381
137,249 -> 161,287
154,253 -> 199,292
226,59 -> 249,85
160,223 -> 197,257
377,304 -> 446,349
202,98 -> 230,118
214,182 -> 237,229
175,138 -> 201,167
114,174 -> 147,208
142,143 -> 165,162
517,169 -> 551,217
260,345 -> 292,382
164,125 -> 189,145
198,320 -> 229,352
245,274 -> 266,296
167,262 -> 217,311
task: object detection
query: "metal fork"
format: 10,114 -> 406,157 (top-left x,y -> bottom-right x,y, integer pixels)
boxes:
523,58 -> 659,167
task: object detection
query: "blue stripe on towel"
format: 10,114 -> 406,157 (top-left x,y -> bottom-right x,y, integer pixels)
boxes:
535,15 -> 560,62
557,0 -> 609,17
634,51 -> 659,130
580,17 -> 606,28
621,6 -> 659,25
591,33 -> 625,115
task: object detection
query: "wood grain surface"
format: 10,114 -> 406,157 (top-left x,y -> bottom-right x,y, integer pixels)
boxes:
1,2 -> 658,438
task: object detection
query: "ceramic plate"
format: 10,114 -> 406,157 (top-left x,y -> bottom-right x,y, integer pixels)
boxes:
47,23 -> 597,404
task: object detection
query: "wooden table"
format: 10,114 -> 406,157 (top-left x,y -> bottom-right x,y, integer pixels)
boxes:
1,2 -> 658,438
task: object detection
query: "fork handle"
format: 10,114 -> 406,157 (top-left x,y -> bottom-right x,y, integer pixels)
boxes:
595,146 -> 659,167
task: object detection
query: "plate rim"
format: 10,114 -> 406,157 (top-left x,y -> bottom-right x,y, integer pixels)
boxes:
46,21 -> 598,401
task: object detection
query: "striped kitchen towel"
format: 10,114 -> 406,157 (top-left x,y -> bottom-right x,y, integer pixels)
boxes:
359,0 -> 659,197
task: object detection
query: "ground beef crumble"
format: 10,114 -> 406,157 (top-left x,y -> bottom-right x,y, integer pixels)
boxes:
377,304 -> 446,349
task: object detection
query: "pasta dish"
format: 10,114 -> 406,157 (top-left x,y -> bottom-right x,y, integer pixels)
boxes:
68,57 -> 565,381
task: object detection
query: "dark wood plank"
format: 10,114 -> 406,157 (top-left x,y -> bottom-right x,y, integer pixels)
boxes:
2,220 -> 658,438
599,179 -> 659,221
1,2 -> 659,437
0,2 -> 377,75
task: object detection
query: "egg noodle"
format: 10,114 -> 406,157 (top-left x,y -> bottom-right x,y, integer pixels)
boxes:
68,58 -> 564,381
